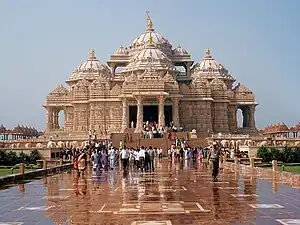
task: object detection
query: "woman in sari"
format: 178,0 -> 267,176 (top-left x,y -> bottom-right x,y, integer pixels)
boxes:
78,151 -> 87,176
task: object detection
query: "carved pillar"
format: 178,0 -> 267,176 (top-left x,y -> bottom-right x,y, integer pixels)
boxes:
121,98 -> 129,132
52,108 -> 59,129
46,107 -> 53,131
134,96 -> 143,133
63,108 -> 67,130
172,97 -> 180,127
157,96 -> 165,127
185,62 -> 192,77
248,105 -> 256,130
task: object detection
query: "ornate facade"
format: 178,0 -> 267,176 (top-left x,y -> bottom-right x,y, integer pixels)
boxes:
43,14 -> 257,136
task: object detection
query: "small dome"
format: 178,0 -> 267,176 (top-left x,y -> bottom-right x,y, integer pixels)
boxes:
173,45 -> 189,55
67,49 -> 111,82
48,85 -> 69,96
123,43 -> 174,72
191,48 -> 232,79
114,46 -> 128,55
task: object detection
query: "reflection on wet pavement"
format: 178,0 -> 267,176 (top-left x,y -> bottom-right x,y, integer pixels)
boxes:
0,159 -> 299,225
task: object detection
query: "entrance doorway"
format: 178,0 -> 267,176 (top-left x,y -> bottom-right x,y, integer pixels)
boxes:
164,105 -> 173,126
143,105 -> 158,123
129,106 -> 137,128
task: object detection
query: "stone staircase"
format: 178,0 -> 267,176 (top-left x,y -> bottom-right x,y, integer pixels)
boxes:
111,132 -> 209,154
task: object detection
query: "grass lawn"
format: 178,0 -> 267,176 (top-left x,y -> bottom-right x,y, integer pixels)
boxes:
0,168 -> 34,177
278,166 -> 300,174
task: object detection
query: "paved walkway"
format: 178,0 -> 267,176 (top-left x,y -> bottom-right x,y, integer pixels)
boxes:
0,160 -> 300,225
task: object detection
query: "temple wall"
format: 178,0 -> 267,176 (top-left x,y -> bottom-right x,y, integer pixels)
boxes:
73,103 -> 89,132
64,106 -> 74,132
180,100 -> 212,134
89,101 -> 122,133
212,102 -> 229,133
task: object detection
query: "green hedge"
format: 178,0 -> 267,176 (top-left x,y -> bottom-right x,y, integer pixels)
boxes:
0,150 -> 40,166
257,146 -> 300,163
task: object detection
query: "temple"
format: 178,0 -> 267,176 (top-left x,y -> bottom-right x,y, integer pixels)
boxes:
43,14 -> 258,137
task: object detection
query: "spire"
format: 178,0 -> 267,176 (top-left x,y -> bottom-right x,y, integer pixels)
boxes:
89,48 -> 96,59
205,48 -> 211,56
204,48 -> 212,59
146,11 -> 154,31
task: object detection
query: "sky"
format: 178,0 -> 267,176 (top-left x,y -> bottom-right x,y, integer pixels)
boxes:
0,0 -> 299,131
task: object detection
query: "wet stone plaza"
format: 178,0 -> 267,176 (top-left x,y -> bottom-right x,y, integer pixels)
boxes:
0,160 -> 300,225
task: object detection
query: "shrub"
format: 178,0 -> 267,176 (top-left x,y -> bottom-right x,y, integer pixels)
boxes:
281,147 -> 294,163
269,147 -> 282,161
293,147 -> 300,163
0,150 -> 40,166
257,146 -> 272,163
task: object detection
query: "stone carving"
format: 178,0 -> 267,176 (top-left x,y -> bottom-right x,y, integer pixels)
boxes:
43,14 -> 257,136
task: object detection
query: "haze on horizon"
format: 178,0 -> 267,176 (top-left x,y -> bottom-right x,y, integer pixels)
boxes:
0,0 -> 299,131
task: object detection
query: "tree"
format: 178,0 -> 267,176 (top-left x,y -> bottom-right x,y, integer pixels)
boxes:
269,147 -> 282,161
281,147 -> 294,163
257,146 -> 272,163
293,147 -> 300,163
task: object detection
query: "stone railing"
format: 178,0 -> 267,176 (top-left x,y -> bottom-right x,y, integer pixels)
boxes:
211,134 -> 250,139
223,159 -> 300,189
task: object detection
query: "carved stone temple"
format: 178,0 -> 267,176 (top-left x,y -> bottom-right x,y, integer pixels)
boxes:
43,14 -> 257,137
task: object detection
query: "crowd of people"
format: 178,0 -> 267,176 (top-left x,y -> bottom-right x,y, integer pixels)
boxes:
59,135 -> 225,182
140,121 -> 184,139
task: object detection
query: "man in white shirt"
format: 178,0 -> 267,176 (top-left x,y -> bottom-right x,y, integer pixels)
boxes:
108,147 -> 116,170
121,148 -> 130,171
138,146 -> 146,172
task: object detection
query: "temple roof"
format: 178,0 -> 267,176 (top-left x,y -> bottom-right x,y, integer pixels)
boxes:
48,85 -> 69,96
261,122 -> 297,134
123,41 -> 175,72
191,49 -> 233,80
233,83 -> 252,93
172,45 -> 189,56
0,124 -> 40,135
129,13 -> 172,55
67,49 -> 111,83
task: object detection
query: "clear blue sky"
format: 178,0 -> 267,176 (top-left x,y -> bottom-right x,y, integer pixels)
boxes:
0,0 -> 299,131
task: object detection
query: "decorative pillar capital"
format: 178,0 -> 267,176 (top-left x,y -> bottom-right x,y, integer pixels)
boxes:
172,97 -> 180,104
157,95 -> 165,103
135,96 -> 143,105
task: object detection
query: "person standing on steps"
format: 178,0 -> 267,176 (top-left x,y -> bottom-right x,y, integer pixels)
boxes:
208,142 -> 221,182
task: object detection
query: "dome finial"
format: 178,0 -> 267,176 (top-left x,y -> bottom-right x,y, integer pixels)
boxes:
148,32 -> 153,44
89,48 -> 95,59
206,48 -> 211,56
146,11 -> 153,30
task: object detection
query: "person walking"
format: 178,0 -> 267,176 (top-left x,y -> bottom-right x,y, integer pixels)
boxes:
148,146 -> 155,172
78,151 -> 87,177
108,147 -> 116,170
121,148 -> 130,171
139,146 -> 146,172
91,150 -> 100,171
208,142 -> 221,182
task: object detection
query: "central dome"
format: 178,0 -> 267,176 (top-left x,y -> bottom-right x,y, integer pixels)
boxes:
129,14 -> 172,56
123,42 -> 174,72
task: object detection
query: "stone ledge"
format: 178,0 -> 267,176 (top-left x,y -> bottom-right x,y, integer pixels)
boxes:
0,163 -> 73,187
